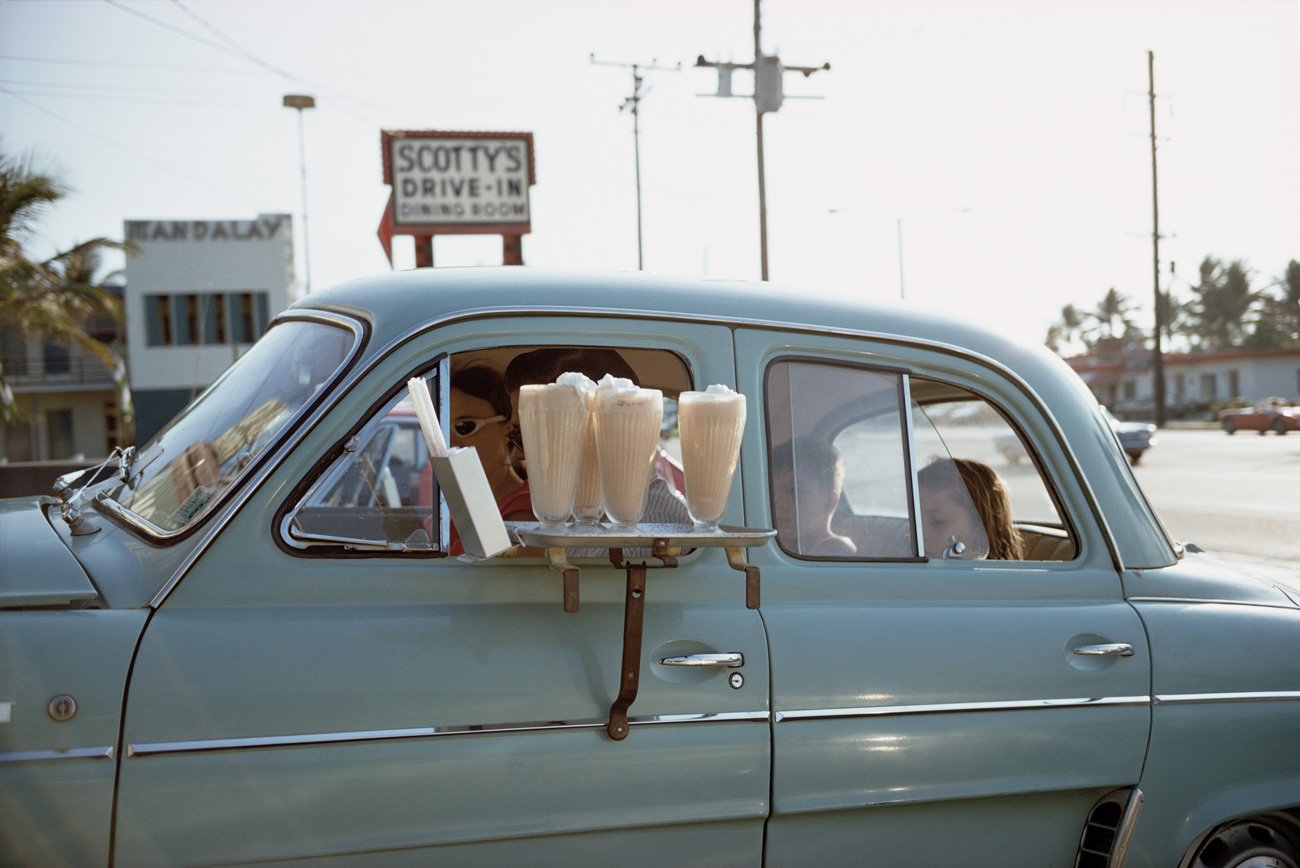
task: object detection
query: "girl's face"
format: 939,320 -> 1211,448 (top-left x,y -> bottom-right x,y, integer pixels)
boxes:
921,487 -> 983,558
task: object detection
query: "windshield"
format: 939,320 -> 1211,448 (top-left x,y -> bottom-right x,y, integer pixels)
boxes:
102,317 -> 355,534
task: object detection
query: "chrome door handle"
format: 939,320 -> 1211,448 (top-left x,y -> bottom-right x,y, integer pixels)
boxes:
659,653 -> 744,668
1073,643 -> 1134,657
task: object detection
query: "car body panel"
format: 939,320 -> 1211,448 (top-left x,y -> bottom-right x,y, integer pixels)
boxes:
1,268 -> 1295,867
1125,592 -> 1300,864
734,326 -> 1151,863
0,607 -> 149,865
111,313 -> 772,866
0,497 -> 98,607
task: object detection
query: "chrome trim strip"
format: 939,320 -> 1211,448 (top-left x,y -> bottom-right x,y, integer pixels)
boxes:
1154,691 -> 1300,706
774,695 -> 1151,723
901,373 -> 924,558
126,710 -> 770,756
1126,596 -> 1299,611
0,746 -> 115,764
1111,788 -> 1144,868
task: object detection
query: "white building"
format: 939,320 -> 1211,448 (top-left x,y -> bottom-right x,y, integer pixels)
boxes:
1068,340 -> 1300,419
124,214 -> 296,440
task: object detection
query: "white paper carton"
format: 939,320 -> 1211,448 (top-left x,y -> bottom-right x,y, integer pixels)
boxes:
430,449 -> 513,559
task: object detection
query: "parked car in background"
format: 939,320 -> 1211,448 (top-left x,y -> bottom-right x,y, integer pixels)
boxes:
4,268 -> 1299,868
996,405 -> 1155,466
1102,405 -> 1157,464
1220,398 -> 1300,435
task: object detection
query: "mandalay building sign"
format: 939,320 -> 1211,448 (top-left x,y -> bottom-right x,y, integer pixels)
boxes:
126,216 -> 289,243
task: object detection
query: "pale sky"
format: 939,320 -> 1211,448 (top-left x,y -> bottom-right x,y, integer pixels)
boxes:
3,0 -> 1298,349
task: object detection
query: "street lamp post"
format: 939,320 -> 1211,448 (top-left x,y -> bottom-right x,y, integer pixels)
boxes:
283,94 -> 315,295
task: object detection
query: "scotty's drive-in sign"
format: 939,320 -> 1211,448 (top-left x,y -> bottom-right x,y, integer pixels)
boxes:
381,130 -> 534,232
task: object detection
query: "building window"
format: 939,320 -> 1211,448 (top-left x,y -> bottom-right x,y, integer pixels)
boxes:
1228,369 -> 1240,399
176,294 -> 200,345
232,292 -> 269,344
43,340 -> 70,375
105,401 -> 120,453
1200,373 -> 1218,400
46,408 -> 74,460
146,295 -> 174,346
208,294 -> 228,345
1122,380 -> 1137,400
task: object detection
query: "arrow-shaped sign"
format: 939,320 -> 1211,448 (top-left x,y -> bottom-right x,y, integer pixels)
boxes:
377,192 -> 395,266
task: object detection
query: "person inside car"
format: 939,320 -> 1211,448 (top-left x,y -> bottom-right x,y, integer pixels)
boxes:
919,457 -> 1024,560
771,438 -> 857,557
419,365 -> 531,555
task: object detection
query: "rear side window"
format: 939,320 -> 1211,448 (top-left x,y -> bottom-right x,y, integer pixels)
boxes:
766,359 -> 1076,563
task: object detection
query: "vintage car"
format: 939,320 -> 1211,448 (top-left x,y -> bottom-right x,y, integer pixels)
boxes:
998,405 -> 1155,466
1103,406 -> 1157,464
3,268 -> 1299,867
1219,399 -> 1300,435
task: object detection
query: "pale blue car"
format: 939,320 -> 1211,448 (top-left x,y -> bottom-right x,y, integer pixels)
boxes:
3,269 -> 1298,867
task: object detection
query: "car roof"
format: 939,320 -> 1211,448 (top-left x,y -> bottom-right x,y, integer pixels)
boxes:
297,267 -> 1044,368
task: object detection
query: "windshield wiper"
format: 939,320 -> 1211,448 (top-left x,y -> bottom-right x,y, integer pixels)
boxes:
53,447 -> 126,535
53,442 -> 165,534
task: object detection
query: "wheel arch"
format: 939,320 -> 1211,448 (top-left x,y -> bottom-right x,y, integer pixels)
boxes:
1177,798 -> 1300,868
1178,809 -> 1300,868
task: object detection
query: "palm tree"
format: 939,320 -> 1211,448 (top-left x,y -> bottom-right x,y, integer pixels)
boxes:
1,147 -> 135,424
1046,304 -> 1089,354
1092,287 -> 1136,341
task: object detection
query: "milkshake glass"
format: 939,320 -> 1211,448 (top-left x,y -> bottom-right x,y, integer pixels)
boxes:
677,385 -> 747,530
518,379 -> 590,527
593,376 -> 663,530
569,375 -> 603,525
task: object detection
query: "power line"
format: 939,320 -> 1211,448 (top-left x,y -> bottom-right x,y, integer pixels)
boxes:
0,54 -> 256,73
98,0 -> 396,125
0,87 -> 220,189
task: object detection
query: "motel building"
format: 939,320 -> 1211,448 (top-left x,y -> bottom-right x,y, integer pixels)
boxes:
0,213 -> 296,465
1067,338 -> 1300,420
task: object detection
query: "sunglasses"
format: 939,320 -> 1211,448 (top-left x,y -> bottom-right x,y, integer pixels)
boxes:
452,415 -> 506,437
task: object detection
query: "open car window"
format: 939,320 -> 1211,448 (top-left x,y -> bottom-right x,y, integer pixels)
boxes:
282,344 -> 692,556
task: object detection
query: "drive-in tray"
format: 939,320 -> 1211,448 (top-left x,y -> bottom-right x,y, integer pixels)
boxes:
514,523 -> 775,741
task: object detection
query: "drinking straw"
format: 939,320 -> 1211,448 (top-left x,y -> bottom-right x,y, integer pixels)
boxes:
407,377 -> 449,458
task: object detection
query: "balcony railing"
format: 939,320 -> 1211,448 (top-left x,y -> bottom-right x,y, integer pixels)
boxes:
2,355 -> 115,389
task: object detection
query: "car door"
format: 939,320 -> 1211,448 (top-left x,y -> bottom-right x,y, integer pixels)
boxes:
112,317 -> 770,867
736,330 -> 1151,866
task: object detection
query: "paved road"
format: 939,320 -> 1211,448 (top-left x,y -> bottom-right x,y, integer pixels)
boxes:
1129,426 -> 1300,583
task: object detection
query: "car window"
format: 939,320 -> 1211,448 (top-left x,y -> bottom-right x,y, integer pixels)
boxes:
286,381 -> 439,552
107,317 -> 356,535
766,359 -> 1076,562
283,344 -> 692,555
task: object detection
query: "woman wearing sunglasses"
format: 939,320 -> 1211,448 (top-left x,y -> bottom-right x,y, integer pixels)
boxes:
420,366 -> 532,555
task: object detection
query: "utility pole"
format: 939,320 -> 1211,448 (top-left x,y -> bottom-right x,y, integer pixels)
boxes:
1149,51 -> 1166,428
283,94 -> 315,295
697,0 -> 829,281
591,54 -> 680,271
